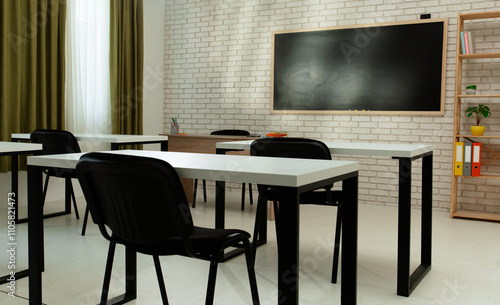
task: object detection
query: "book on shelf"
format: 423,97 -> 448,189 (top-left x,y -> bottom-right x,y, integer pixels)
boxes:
460,31 -> 475,54
464,32 -> 470,54
460,32 -> 466,54
467,31 -> 475,54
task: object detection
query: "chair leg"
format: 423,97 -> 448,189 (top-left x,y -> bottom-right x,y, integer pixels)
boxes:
248,183 -> 253,205
42,175 -> 80,219
192,179 -> 198,208
205,260 -> 218,305
202,179 -> 207,202
81,206 -> 90,236
251,195 -> 269,263
241,183 -> 246,210
331,206 -> 342,284
244,241 -> 260,304
241,183 -> 254,210
68,179 -> 79,219
152,256 -> 169,305
272,201 -> 280,234
41,174 -> 50,207
100,242 -> 117,305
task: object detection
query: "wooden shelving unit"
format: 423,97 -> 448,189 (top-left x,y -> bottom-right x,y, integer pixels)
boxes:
451,11 -> 500,221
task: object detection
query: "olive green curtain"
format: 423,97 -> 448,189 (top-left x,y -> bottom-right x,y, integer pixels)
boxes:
0,0 -> 66,172
109,0 -> 143,140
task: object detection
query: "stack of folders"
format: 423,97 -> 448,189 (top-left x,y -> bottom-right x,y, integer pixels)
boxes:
454,141 -> 481,176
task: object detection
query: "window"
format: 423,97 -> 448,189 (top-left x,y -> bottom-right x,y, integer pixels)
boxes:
65,0 -> 111,148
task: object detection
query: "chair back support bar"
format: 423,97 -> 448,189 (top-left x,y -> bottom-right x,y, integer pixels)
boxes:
31,129 -> 81,155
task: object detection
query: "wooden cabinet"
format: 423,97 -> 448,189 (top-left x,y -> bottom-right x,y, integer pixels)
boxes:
164,134 -> 259,201
451,11 -> 500,221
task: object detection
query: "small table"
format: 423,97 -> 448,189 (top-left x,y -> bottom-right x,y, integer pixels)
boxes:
27,150 -> 359,305
216,140 -> 433,297
10,133 -> 168,222
12,133 -> 169,151
0,142 -> 42,284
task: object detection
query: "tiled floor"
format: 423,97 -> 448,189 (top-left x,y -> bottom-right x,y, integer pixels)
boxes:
1,189 -> 499,305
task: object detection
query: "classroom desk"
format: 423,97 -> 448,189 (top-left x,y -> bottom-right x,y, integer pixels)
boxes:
12,133 -> 169,151
216,140 -> 433,297
10,133 -> 168,222
27,150 -> 359,305
0,142 -> 42,285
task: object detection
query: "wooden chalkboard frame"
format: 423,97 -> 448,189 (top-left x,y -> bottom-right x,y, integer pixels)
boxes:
271,18 -> 448,115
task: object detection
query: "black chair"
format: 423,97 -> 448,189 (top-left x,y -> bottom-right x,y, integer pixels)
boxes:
30,129 -> 83,223
192,129 -> 254,210
76,152 -> 260,305
250,137 -> 342,283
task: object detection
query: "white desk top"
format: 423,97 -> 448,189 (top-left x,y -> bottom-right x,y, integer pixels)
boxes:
0,141 -> 42,154
12,133 -> 168,143
28,150 -> 359,188
216,140 -> 433,158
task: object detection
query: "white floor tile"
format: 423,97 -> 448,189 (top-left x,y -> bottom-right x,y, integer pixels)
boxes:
1,189 -> 499,304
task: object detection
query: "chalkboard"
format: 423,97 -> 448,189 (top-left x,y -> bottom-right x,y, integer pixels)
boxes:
271,19 -> 447,115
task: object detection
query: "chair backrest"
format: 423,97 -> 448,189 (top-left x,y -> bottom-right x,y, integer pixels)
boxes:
250,138 -> 333,195
250,137 -> 332,160
30,129 -> 81,155
210,129 -> 250,136
76,152 -> 194,245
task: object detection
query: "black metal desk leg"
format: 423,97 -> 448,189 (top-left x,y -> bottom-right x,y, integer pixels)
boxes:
421,154 -> 433,266
397,155 -> 432,297
397,157 -> 412,297
341,175 -> 358,305
11,153 -> 19,222
0,154 -> 30,285
276,187 -> 300,305
28,165 -> 44,305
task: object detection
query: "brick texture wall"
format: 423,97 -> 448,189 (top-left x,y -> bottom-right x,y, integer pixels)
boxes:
163,0 -> 500,211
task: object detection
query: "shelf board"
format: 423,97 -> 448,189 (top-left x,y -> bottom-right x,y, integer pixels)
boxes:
457,94 -> 500,98
459,52 -> 500,59
456,174 -> 500,180
456,134 -> 500,139
452,210 -> 500,222
460,11 -> 500,21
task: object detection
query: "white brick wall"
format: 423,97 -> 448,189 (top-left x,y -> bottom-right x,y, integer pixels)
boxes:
163,0 -> 500,212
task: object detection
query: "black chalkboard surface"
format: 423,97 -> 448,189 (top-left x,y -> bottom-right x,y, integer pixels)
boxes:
272,19 -> 447,115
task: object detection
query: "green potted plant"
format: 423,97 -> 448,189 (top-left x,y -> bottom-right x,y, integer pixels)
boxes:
466,104 -> 491,136
465,84 -> 477,95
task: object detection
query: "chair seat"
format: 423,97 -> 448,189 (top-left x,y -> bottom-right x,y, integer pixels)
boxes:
113,226 -> 250,258
46,168 -> 78,178
258,187 -> 341,206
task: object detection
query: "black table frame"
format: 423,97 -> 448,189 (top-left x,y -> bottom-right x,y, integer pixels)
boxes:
27,157 -> 358,305
0,147 -> 41,285
394,152 -> 433,297
10,136 -> 168,223
217,147 -> 433,298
